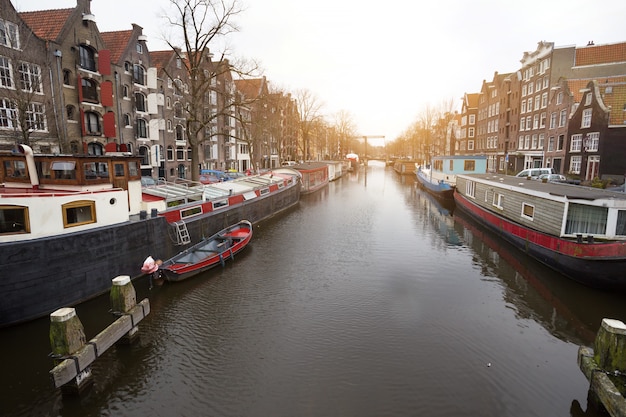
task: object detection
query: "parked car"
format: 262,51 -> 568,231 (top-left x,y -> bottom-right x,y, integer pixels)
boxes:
538,173 -> 567,183
515,168 -> 555,179
199,169 -> 230,184
141,176 -> 158,187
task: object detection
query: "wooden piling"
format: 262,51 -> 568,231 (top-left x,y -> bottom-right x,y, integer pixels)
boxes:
578,318 -> 626,417
49,308 -> 93,395
49,276 -> 150,392
110,275 -> 139,344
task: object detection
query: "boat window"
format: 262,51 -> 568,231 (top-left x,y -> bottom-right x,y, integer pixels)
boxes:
62,200 -> 96,228
521,203 -> 535,220
180,206 -> 202,219
128,161 -> 139,177
464,160 -> 475,171
114,163 -> 125,177
83,162 -> 109,180
565,203 -> 607,235
52,161 -> 76,180
449,160 -> 454,171
259,187 -> 270,196
0,205 -> 30,234
492,192 -> 504,210
213,199 -> 229,210
277,182 -> 284,189
617,211 -> 626,236
434,160 -> 443,171
4,160 -> 28,179
465,180 -> 476,198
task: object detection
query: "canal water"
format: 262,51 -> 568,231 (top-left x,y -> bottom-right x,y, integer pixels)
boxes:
3,160 -> 626,417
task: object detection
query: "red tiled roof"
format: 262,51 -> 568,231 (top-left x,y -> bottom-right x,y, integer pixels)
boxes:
150,50 -> 176,72
101,30 -> 133,63
234,78 -> 263,99
575,42 -> 626,66
19,8 -> 73,41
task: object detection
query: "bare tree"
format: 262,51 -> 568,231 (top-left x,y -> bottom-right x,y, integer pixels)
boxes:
160,0 -> 258,180
295,89 -> 324,161
333,110 -> 357,158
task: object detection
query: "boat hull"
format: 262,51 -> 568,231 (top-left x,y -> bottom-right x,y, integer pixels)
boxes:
160,220 -> 253,282
415,170 -> 454,199
0,180 -> 300,328
453,190 -> 626,292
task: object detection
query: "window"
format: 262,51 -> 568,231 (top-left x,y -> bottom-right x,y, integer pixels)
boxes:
584,92 -> 592,106
62,200 -> 96,228
528,83 -> 533,95
81,78 -> 98,102
549,112 -> 557,129
565,203 -> 607,235
521,100 -> 526,114
135,92 -> 146,112
492,192 -> 504,209
570,134 -> 582,152
538,134 -> 545,150
520,117 -> 526,131
556,92 -> 563,105
468,127 -> 475,138
0,98 -> 16,128
570,155 -> 582,174
0,19 -> 19,49
527,98 -> 532,111
18,62 -> 42,93
83,162 -> 109,180
174,102 -> 183,118
466,180 -> 475,198
467,140 -> 474,150
586,132 -> 600,152
0,56 -> 13,88
541,92 -> 548,108
0,205 -> 29,234
534,95 -> 540,111
167,146 -> 174,161
136,118 -> 147,138
123,84 -> 129,98
66,105 -> 75,120
133,64 -> 145,85
175,125 -> 184,141
559,109 -> 567,127
123,113 -> 131,127
26,103 -> 46,131
176,147 -> 184,160
136,43 -> 143,54
84,111 -> 100,135
464,160 -> 475,171
63,69 -> 71,85
469,114 -> 475,124
187,147 -> 192,161
79,45 -> 97,71
540,112 -> 546,128
616,211 -> 626,236
522,85 -> 527,97
548,136 -> 555,152
521,203 -> 534,220
581,108 -> 592,128
533,114 -> 539,129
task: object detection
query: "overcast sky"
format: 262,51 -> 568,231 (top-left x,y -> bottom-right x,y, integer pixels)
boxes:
12,0 -> 626,143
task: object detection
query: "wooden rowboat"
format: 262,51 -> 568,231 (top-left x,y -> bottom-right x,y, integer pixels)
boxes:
159,220 -> 253,282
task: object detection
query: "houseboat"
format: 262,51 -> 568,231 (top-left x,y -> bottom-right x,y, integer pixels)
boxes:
291,162 -> 329,194
346,153 -> 359,171
0,146 -> 301,327
416,155 -> 487,199
454,173 -> 626,291
321,160 -> 344,181
393,160 -> 417,175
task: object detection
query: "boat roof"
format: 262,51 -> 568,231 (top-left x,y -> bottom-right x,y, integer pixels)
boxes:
461,174 -> 626,201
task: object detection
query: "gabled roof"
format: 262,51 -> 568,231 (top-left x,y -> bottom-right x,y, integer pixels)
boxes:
234,78 -> 265,99
18,8 -> 73,41
463,93 -> 480,109
101,30 -> 133,64
575,42 -> 626,67
150,50 -> 177,72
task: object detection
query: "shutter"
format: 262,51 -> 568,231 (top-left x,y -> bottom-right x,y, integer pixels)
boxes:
103,111 -> 116,138
98,50 -> 111,75
100,80 -> 113,107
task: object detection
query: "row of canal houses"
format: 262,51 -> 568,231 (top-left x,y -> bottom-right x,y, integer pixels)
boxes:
1,0 -> 300,180
452,41 -> 626,183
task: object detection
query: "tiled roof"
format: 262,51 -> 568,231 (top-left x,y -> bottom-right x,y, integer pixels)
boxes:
566,79 -> 590,103
101,30 -> 133,63
575,42 -> 626,66
150,50 -> 176,71
18,8 -> 73,41
234,78 -> 263,99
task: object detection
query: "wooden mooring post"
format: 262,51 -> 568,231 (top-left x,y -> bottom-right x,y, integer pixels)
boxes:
49,275 -> 150,395
578,318 -> 626,417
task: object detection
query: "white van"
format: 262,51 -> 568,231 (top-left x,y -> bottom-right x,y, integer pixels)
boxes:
515,168 -> 555,179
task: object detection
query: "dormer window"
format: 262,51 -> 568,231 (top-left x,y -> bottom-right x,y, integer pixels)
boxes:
0,19 -> 19,49
136,43 -> 143,54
